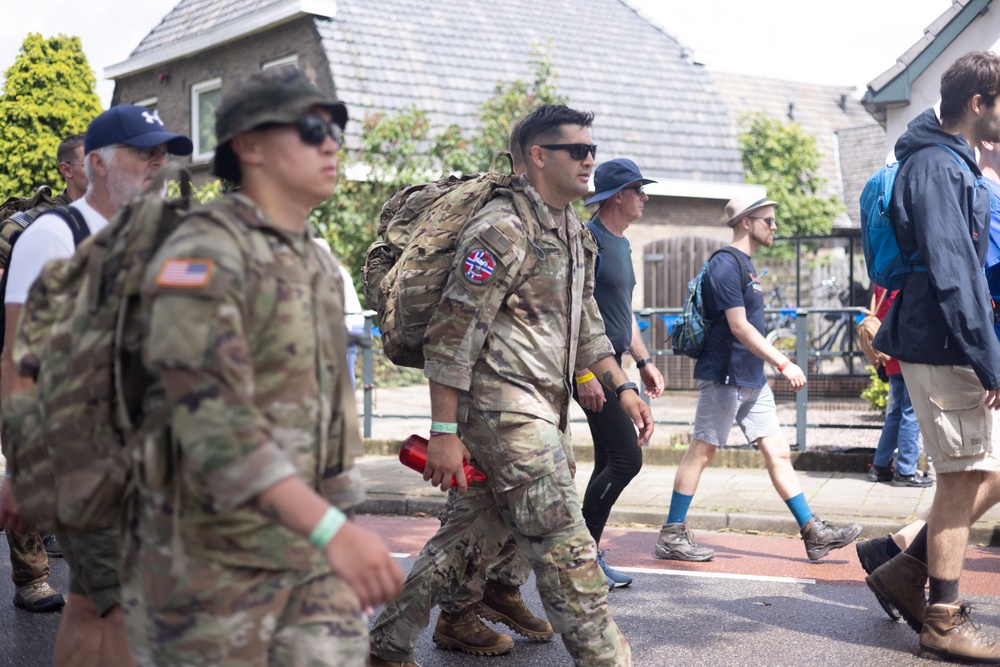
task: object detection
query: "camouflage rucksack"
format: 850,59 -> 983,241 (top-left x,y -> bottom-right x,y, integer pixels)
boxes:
0,163 -> 197,533
0,185 -> 71,267
362,152 -> 537,368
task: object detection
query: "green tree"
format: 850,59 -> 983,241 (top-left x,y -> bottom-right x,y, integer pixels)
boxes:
442,44 -> 567,174
738,113 -> 842,256
0,34 -> 101,196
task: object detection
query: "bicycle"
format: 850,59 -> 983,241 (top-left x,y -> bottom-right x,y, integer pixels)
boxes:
764,278 -> 864,376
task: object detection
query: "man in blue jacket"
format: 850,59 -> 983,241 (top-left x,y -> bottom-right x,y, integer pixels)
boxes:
867,51 -> 1000,663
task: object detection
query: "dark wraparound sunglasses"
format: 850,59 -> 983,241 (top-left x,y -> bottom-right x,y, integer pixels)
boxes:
538,143 -> 598,160
295,114 -> 343,146
259,114 -> 344,146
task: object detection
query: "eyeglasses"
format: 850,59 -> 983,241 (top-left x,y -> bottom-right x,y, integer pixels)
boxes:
625,185 -> 645,196
538,143 -> 597,161
295,114 -> 343,147
117,144 -> 170,161
61,161 -> 85,167
748,216 -> 776,227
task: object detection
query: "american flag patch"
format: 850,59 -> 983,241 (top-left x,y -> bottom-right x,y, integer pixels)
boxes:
156,259 -> 214,288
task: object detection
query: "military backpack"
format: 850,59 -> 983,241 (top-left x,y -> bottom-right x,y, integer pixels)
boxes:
0,186 -> 89,350
0,163 -> 197,533
362,152 -> 538,369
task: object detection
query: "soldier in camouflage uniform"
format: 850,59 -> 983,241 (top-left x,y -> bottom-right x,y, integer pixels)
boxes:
120,67 -> 403,666
369,105 -> 653,667
1,133 -> 87,614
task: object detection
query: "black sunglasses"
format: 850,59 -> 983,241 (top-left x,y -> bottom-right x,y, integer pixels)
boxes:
538,143 -> 598,161
295,114 -> 343,146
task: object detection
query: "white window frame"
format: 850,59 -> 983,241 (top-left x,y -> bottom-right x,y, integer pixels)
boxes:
262,54 -> 299,70
191,77 -> 222,162
134,96 -> 158,112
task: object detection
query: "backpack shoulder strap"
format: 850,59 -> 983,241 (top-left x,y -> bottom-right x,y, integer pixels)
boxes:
709,246 -> 751,282
586,219 -> 607,278
46,206 -> 91,247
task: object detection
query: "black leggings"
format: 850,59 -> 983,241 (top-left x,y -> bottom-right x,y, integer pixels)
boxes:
574,379 -> 643,546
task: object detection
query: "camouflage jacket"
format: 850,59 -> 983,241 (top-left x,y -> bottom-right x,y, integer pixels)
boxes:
424,177 -> 613,425
139,193 -> 363,571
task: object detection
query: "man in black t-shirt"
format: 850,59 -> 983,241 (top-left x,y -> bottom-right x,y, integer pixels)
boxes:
575,158 -> 664,589
653,196 -> 862,563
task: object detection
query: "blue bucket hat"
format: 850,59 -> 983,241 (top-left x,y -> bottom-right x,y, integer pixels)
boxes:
84,105 -> 193,156
585,158 -> 656,206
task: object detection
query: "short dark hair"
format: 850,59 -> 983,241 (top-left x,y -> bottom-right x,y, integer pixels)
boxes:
940,51 -> 1000,124
508,117 -> 526,171
518,105 -> 595,160
57,134 -> 85,164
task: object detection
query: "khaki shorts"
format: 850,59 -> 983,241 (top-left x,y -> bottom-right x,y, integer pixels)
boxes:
898,362 -> 1000,474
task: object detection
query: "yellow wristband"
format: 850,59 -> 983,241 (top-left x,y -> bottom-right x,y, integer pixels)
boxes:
575,372 -> 595,384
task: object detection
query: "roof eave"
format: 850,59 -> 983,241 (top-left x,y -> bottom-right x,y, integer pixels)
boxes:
104,0 -> 337,80
862,0 -> 991,123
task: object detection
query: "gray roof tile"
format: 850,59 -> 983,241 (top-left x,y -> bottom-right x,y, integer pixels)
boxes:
129,0 -> 745,183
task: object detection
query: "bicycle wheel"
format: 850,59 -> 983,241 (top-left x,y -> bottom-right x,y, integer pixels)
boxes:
765,328 -> 797,377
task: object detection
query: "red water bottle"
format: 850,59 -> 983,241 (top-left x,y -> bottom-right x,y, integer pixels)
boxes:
399,434 -> 487,487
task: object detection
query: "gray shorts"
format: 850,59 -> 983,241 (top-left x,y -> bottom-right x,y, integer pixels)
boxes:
692,380 -> 782,446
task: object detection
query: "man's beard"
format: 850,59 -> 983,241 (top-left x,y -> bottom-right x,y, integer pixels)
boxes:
105,168 -> 146,209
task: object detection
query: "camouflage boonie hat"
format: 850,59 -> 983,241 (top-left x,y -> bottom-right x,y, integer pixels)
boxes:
212,66 -> 348,180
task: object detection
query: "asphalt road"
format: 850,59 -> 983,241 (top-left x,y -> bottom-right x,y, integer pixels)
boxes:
362,515 -> 1000,667
0,519 -> 997,666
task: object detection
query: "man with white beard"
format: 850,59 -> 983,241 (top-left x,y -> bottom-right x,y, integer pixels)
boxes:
0,104 -> 192,667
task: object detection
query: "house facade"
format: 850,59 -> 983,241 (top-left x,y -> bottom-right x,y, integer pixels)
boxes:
864,0 -> 1000,149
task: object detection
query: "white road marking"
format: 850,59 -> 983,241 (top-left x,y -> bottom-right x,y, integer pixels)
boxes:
613,566 -> 815,585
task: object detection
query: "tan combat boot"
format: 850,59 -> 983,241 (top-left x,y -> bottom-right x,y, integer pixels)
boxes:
478,582 -> 554,640
920,601 -> 1000,664
432,607 -> 515,656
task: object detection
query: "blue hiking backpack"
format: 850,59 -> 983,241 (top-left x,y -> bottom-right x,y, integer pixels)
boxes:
669,247 -> 745,359
860,143 -> 980,290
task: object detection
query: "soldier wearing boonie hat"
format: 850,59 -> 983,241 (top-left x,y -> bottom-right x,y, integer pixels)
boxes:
212,65 -> 348,183
121,66 -> 401,666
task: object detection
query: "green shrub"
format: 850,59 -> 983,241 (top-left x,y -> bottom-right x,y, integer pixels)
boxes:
861,365 -> 888,413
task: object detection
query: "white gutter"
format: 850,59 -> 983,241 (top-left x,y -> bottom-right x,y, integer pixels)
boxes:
104,0 -> 337,79
626,177 -> 763,202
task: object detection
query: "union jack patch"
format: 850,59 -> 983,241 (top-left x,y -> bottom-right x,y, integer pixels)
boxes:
156,259 -> 214,288
464,249 -> 495,284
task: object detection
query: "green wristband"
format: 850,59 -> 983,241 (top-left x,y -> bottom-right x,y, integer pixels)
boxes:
430,420 -> 458,434
308,506 -> 347,550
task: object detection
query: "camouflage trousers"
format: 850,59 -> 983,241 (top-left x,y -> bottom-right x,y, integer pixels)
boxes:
4,528 -> 48,586
122,557 -> 368,666
370,409 -> 629,667
437,432 -> 579,614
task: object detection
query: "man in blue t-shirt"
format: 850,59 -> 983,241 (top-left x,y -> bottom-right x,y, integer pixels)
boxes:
654,196 -> 862,562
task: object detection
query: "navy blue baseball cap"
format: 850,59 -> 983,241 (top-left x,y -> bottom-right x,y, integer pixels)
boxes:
585,158 -> 656,206
84,105 -> 193,155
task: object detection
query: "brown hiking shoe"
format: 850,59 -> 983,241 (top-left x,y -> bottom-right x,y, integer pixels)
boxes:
368,656 -> 422,667
800,516 -> 863,561
478,582 -> 554,640
13,581 -> 65,613
865,552 -> 927,633
920,601 -> 1000,664
433,607 -> 515,656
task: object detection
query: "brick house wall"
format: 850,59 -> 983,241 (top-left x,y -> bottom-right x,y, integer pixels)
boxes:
111,16 -> 333,176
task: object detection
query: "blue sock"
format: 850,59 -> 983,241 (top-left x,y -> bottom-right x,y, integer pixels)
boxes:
666,491 -> 693,525
784,493 -> 813,528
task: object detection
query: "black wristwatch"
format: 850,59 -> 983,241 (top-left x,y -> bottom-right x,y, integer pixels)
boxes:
635,357 -> 652,369
614,382 -> 640,400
